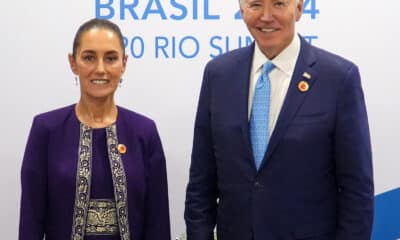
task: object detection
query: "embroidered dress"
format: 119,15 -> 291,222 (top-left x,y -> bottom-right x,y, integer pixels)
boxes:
71,124 -> 130,240
85,127 -> 121,240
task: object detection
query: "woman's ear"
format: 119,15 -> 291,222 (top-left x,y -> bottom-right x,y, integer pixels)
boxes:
121,54 -> 128,74
68,53 -> 78,75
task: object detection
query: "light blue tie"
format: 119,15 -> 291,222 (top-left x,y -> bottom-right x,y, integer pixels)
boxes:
250,61 -> 274,170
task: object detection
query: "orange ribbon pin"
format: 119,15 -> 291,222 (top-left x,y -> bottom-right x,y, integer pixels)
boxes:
298,81 -> 309,92
117,144 -> 127,154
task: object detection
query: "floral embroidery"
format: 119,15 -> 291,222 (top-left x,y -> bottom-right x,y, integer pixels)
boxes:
106,124 -> 131,240
71,124 -> 92,240
71,123 -> 131,240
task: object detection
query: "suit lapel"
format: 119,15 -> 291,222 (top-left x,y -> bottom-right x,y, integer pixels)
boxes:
259,38 -> 318,170
232,43 -> 257,165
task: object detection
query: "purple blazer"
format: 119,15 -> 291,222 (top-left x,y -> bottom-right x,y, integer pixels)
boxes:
19,105 -> 171,240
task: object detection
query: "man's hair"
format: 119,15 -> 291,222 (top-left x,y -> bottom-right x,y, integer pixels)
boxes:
72,18 -> 125,58
239,0 -> 300,5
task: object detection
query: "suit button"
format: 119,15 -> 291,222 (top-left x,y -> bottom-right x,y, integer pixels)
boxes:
254,181 -> 264,190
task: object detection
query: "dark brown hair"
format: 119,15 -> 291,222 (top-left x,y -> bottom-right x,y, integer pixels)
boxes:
72,18 -> 125,58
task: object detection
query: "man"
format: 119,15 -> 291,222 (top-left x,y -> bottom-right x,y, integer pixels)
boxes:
184,0 -> 374,239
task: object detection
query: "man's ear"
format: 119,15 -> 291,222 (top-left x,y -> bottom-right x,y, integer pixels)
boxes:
295,0 -> 304,21
239,0 -> 245,16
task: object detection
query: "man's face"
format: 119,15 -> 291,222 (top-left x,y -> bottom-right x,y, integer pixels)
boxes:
240,0 -> 303,59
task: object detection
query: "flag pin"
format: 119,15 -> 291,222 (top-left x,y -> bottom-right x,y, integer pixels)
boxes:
302,72 -> 311,79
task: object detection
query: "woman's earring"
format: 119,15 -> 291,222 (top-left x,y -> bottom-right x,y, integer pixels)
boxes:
119,78 -> 123,88
74,76 -> 79,86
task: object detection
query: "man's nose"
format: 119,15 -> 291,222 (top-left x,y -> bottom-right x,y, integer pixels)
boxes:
260,5 -> 274,21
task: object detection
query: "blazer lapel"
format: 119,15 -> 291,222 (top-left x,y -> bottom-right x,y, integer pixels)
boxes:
260,38 -> 318,170
233,43 -> 257,166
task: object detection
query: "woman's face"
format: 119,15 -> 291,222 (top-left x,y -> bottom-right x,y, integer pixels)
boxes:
69,28 -> 127,101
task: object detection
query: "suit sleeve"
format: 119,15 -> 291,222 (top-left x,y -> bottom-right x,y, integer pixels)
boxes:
184,63 -> 218,240
144,121 -> 171,240
334,64 -> 374,239
19,117 -> 48,240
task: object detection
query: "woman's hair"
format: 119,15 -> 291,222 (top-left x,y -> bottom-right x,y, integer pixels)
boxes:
72,18 -> 125,58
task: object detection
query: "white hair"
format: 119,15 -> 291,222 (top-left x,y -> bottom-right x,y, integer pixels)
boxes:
239,0 -> 300,5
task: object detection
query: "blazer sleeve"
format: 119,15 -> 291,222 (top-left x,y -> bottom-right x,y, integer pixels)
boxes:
19,116 -> 49,240
144,121 -> 171,240
334,64 -> 374,239
184,63 -> 218,240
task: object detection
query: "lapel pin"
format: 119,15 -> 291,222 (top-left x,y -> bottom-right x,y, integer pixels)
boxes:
298,80 -> 309,92
302,72 -> 311,79
117,144 -> 127,154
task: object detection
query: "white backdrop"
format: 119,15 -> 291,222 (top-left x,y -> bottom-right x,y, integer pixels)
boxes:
1,0 -> 399,238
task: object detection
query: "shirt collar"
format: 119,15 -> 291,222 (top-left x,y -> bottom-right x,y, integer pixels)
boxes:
252,34 -> 301,76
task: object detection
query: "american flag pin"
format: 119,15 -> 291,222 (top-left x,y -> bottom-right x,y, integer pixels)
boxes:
302,72 -> 311,79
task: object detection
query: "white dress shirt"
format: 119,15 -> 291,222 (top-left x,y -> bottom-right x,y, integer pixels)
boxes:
248,35 -> 301,137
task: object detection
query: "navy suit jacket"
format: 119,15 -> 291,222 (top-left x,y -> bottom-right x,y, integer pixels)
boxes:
185,37 -> 374,240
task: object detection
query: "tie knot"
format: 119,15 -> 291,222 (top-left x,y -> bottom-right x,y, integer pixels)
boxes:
262,61 -> 275,75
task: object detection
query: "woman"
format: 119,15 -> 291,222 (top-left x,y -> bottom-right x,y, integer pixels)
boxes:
19,18 -> 171,240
